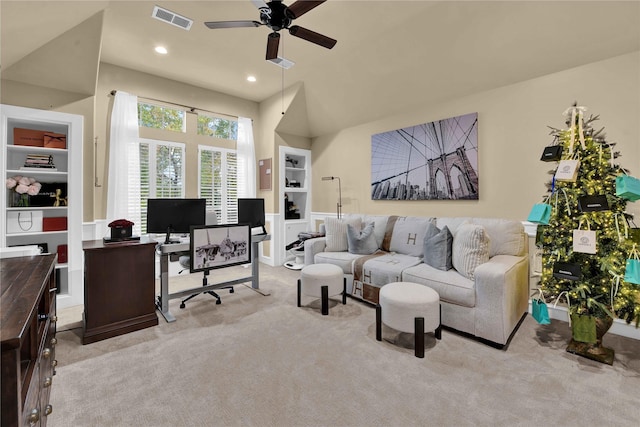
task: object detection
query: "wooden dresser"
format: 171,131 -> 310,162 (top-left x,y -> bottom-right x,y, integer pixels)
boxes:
1,254 -> 57,427
82,239 -> 158,344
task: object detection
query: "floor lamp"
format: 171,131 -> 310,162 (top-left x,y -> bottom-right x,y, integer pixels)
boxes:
322,176 -> 342,218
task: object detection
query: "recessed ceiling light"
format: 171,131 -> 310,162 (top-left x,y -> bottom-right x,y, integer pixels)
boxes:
155,46 -> 168,55
247,76 -> 257,82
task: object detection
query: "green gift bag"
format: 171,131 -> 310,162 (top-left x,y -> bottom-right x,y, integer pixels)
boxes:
570,313 -> 597,343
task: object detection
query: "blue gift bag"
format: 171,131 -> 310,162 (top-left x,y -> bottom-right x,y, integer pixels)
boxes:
624,259 -> 640,285
531,298 -> 550,324
616,175 -> 640,202
527,203 -> 551,225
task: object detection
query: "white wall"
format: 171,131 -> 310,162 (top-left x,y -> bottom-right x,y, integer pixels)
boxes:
311,52 -> 640,222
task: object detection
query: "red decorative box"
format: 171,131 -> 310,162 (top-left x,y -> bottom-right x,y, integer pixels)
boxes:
14,128 -> 46,147
57,244 -> 68,264
43,217 -> 67,232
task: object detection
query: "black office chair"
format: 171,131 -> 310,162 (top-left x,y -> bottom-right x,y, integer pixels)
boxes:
178,212 -> 234,309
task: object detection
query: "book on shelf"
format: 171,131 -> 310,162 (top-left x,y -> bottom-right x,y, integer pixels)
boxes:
20,166 -> 58,172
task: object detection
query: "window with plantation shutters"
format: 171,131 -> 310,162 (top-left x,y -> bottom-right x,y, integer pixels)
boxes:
138,138 -> 186,233
198,145 -> 238,224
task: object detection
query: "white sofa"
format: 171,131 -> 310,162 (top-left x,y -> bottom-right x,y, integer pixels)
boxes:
303,215 -> 529,347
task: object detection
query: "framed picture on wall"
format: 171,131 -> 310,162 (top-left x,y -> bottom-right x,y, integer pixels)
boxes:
371,112 -> 479,200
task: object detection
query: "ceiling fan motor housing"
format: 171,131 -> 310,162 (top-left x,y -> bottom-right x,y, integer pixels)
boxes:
262,1 -> 292,31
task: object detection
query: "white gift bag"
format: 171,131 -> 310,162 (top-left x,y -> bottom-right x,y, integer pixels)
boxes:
555,159 -> 580,182
573,219 -> 596,254
6,210 -> 43,234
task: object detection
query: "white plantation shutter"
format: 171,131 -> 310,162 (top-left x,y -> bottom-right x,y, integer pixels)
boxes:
198,145 -> 238,224
138,138 -> 185,233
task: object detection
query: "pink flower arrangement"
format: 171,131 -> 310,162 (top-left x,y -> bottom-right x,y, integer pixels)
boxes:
6,176 -> 41,206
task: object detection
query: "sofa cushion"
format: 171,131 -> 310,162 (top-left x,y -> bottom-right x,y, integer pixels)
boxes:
470,218 -> 526,257
347,222 -> 378,255
359,253 -> 422,288
325,217 -> 362,252
384,216 -> 432,257
401,263 -> 476,308
452,223 -> 490,280
314,251 -> 362,274
423,223 -> 453,271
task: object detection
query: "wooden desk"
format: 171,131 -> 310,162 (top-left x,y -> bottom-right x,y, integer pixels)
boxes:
1,254 -> 57,427
82,239 -> 158,344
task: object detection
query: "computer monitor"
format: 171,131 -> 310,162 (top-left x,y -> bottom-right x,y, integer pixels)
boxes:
146,198 -> 206,244
189,224 -> 251,273
237,198 -> 266,235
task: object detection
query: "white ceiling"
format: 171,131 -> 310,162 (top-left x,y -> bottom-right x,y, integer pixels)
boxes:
2,1 -> 639,137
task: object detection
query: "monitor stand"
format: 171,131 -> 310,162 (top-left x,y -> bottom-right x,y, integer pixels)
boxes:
164,228 -> 180,245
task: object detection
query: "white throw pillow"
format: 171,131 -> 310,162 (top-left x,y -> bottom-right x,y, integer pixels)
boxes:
452,223 -> 490,280
325,217 -> 362,252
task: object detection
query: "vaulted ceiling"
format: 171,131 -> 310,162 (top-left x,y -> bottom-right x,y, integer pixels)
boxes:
2,1 -> 639,137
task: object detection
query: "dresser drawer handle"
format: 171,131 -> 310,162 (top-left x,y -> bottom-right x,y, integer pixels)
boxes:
52,359 -> 58,368
43,376 -> 52,388
52,315 -> 58,322
45,404 -> 53,416
43,348 -> 52,358
28,408 -> 39,425
51,337 -> 58,346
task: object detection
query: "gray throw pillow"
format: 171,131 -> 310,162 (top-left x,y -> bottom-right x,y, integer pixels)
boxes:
347,222 -> 378,255
423,223 -> 453,271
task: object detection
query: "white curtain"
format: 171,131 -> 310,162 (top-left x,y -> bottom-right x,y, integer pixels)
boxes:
237,116 -> 256,198
106,91 -> 141,235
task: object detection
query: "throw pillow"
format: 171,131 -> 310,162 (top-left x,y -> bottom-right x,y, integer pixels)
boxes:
452,223 -> 490,280
387,216 -> 432,257
325,217 -> 362,252
347,222 -> 378,255
423,223 -> 453,271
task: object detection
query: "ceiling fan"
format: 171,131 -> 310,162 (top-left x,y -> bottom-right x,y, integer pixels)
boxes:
204,0 -> 337,60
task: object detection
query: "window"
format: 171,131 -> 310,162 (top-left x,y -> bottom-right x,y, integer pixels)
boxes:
199,145 -> 237,224
197,113 -> 238,140
138,138 -> 186,232
138,102 -> 186,132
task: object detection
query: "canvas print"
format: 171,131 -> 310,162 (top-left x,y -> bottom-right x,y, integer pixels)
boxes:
189,224 -> 250,272
371,112 -> 478,200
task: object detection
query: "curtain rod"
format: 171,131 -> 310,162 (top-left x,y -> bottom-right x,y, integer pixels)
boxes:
109,90 -> 238,120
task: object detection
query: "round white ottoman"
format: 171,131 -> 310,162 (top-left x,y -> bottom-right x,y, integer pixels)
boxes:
376,282 -> 441,358
297,263 -> 346,315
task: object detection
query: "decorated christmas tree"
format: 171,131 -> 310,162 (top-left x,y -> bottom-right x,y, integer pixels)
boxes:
533,103 -> 640,365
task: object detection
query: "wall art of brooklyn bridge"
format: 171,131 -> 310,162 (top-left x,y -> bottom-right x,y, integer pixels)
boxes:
371,112 -> 478,200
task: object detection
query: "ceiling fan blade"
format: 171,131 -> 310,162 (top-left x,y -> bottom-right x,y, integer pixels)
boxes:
266,32 -> 280,60
204,20 -> 261,29
287,0 -> 327,19
288,25 -> 336,49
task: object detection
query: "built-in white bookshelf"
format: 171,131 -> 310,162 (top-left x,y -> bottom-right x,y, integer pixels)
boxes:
279,146 -> 311,265
1,104 -> 83,309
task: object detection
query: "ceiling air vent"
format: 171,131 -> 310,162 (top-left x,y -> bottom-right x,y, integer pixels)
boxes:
268,57 -> 295,70
152,6 -> 193,31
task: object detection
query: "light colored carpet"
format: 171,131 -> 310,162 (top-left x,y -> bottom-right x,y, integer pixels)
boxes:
50,264 -> 640,426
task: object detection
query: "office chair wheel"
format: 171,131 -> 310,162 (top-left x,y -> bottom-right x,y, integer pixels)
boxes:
216,299 -> 221,305
180,302 -> 186,309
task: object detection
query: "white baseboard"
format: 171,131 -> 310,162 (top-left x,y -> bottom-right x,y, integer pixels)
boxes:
529,300 -> 640,340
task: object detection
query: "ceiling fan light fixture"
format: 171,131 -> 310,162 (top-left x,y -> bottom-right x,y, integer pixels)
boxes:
247,76 -> 257,82
268,56 -> 295,69
154,46 -> 168,55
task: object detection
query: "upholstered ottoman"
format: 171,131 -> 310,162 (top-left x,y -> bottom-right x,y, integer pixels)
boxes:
298,263 -> 346,315
376,281 -> 441,358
